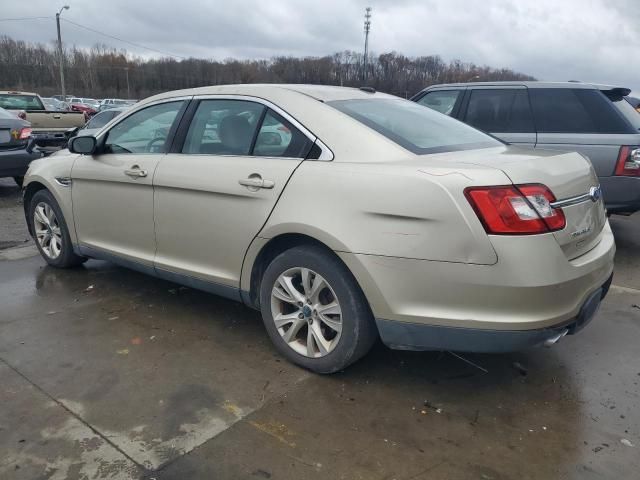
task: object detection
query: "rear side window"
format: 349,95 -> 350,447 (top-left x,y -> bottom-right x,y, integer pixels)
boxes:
530,88 -> 633,134
329,98 -> 501,154
464,89 -> 534,133
416,90 -> 461,115
253,110 -> 313,158
183,100 -> 264,155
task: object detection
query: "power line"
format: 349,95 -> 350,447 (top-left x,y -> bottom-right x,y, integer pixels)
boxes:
60,18 -> 186,60
0,16 -> 52,22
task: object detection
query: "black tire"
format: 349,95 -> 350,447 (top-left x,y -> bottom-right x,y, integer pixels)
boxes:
29,189 -> 86,268
13,176 -> 24,187
259,245 -> 377,374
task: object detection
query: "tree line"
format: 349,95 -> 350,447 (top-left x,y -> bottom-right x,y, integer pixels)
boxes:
0,35 -> 535,100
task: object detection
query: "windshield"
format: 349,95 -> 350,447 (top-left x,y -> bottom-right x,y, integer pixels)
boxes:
328,98 -> 501,154
607,94 -> 640,131
0,94 -> 45,111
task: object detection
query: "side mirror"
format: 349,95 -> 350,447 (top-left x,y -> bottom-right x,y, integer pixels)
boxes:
68,135 -> 97,155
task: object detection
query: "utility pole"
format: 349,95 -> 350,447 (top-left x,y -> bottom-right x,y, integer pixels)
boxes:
56,5 -> 70,98
125,67 -> 130,99
363,7 -> 371,83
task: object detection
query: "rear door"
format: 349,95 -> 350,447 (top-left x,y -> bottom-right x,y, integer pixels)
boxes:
153,97 -> 315,291
460,87 -> 536,146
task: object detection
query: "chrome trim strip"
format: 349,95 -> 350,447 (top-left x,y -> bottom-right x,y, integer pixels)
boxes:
550,192 -> 593,209
54,176 -> 72,187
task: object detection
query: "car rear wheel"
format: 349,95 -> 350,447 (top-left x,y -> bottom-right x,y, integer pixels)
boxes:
29,190 -> 86,268
259,245 -> 377,373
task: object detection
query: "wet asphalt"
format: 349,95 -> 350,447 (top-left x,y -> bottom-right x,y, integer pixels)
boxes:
0,177 -> 639,479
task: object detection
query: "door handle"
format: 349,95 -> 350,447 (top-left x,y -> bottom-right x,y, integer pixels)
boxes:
124,166 -> 148,178
239,175 -> 275,190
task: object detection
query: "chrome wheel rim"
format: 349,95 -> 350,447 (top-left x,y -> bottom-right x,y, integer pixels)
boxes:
34,202 -> 63,259
270,267 -> 343,358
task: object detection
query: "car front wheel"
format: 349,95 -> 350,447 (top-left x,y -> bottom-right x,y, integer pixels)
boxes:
29,189 -> 86,268
260,245 -> 377,373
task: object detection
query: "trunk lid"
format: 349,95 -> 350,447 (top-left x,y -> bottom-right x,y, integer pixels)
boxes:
434,146 -> 606,259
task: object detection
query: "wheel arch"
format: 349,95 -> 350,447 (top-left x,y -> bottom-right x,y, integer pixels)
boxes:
23,180 -> 48,237
243,231 -> 369,311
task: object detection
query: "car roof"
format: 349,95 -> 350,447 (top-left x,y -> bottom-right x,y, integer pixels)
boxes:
142,84 -> 396,105
421,81 -> 631,95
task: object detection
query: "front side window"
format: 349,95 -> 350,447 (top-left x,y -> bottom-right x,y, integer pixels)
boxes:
416,90 -> 461,116
329,98 -> 501,154
104,101 -> 183,154
183,100 -> 264,155
464,89 -> 534,133
530,88 -> 633,134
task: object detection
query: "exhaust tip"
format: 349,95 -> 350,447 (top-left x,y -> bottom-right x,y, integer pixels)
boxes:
543,329 -> 569,348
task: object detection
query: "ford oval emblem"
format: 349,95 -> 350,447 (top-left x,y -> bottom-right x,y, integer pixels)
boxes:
589,186 -> 602,203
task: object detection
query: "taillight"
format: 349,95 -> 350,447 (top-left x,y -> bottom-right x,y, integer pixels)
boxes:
465,184 -> 566,235
19,127 -> 32,140
614,146 -> 640,176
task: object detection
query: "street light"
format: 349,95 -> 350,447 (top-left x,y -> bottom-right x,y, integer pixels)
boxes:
56,5 -> 70,98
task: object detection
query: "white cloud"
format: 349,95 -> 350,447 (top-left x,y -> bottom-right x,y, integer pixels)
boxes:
2,0 -> 639,90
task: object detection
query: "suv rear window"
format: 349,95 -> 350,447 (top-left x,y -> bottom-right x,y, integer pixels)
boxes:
329,98 -> 501,154
529,88 -> 633,134
604,92 -> 640,131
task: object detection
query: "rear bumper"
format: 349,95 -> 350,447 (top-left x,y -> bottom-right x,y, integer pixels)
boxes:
338,221 -> 615,351
376,275 -> 611,352
600,175 -> 640,214
0,148 -> 41,177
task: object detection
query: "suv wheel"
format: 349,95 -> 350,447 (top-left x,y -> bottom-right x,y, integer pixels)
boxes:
29,190 -> 86,268
260,245 -> 377,373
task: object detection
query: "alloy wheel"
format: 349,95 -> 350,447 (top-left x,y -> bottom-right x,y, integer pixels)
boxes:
270,267 -> 343,358
34,202 -> 63,259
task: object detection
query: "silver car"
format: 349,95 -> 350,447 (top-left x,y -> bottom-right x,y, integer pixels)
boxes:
22,85 -> 615,373
412,81 -> 640,215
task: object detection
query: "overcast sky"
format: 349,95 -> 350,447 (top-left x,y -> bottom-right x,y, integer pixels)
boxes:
2,0 -> 639,92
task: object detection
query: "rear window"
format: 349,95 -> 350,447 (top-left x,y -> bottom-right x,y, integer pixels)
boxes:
329,98 -> 501,154
0,94 -> 44,111
529,88 -> 633,134
605,93 -> 640,131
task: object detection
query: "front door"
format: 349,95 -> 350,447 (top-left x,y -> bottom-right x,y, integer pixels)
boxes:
71,100 -> 186,267
153,98 -> 314,290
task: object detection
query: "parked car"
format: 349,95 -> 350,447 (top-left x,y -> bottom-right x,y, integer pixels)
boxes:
69,98 -> 97,117
76,107 -> 128,136
22,85 -> 614,373
0,107 -> 40,186
41,97 -> 70,112
412,82 -> 640,215
98,98 -> 133,111
0,91 -> 86,151
80,98 -> 100,110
